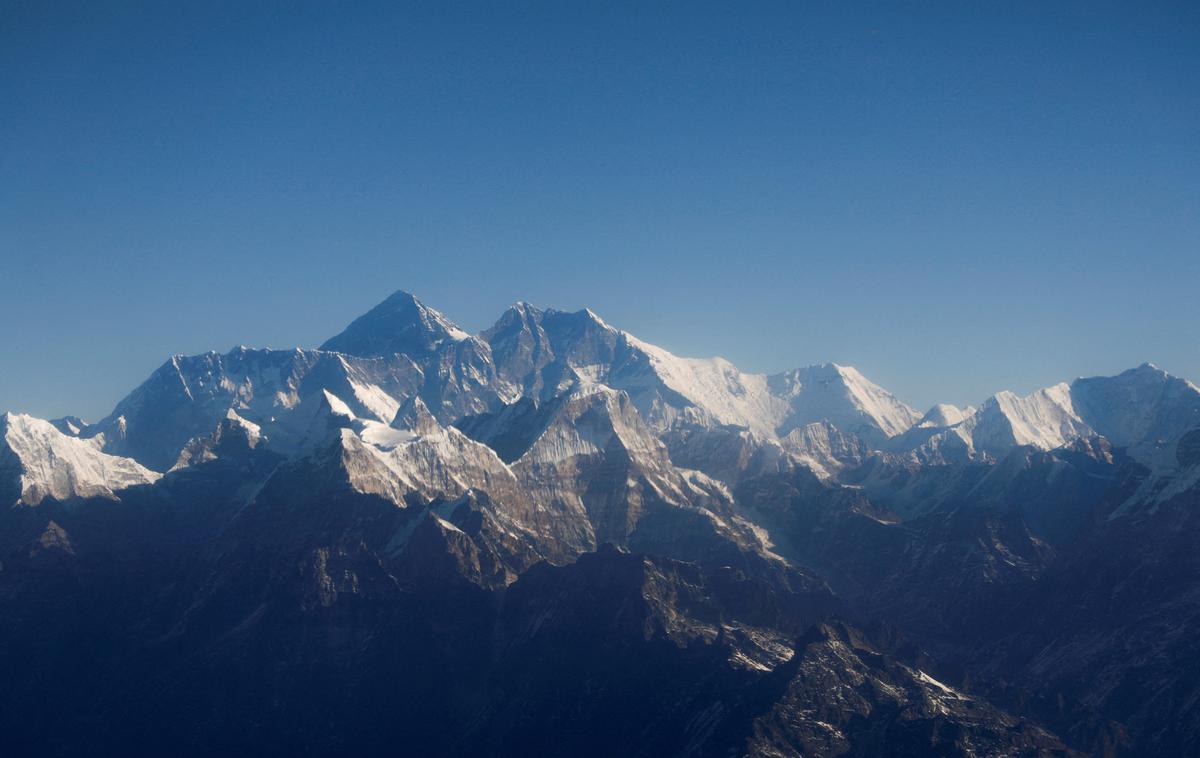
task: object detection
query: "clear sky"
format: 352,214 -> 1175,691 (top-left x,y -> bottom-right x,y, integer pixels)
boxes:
2,1 -> 1198,421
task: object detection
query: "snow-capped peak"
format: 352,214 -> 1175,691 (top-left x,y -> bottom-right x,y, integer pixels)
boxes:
769,363 -> 921,442
917,403 -> 974,429
320,290 -> 471,359
940,383 -> 1093,460
1070,363 -> 1200,469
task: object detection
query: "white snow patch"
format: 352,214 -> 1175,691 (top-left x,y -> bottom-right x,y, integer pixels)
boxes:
348,379 -> 402,423
359,420 -> 418,450
2,413 -> 161,506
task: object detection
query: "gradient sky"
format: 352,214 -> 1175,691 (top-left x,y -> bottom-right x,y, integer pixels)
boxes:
2,1 -> 1198,421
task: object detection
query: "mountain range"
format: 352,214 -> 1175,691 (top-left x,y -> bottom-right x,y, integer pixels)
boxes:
3,290 -> 1199,756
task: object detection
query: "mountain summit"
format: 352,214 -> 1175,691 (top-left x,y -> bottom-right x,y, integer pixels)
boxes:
321,290 -> 472,358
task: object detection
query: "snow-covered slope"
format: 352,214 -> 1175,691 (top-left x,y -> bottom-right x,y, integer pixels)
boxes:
92,347 -> 425,471
327,392 -> 522,509
483,302 -> 917,445
1,413 -> 160,506
619,333 -> 787,436
768,363 -> 921,443
965,383 -> 1093,458
1071,363 -> 1200,469
779,420 -> 870,479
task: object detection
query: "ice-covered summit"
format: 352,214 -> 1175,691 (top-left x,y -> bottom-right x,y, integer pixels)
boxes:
917,403 -> 974,429
768,363 -> 921,443
321,290 -> 472,359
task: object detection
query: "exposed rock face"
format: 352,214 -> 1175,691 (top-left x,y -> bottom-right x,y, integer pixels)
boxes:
742,622 -> 1072,758
1177,428 -> 1200,468
2,290 -> 1199,756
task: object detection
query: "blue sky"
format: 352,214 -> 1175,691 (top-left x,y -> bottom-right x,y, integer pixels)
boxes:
2,1 -> 1198,421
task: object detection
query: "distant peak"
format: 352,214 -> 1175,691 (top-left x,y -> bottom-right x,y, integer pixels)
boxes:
379,288 -> 419,303
320,290 -> 470,358
503,300 -> 544,320
363,289 -> 429,314
918,403 -> 971,429
795,361 -> 847,375
373,290 -> 439,320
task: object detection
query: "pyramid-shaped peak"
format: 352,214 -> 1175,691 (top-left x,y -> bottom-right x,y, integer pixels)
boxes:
391,395 -> 441,435
320,290 -> 470,358
769,363 -> 920,439
382,288 -> 419,303
917,403 -> 973,429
